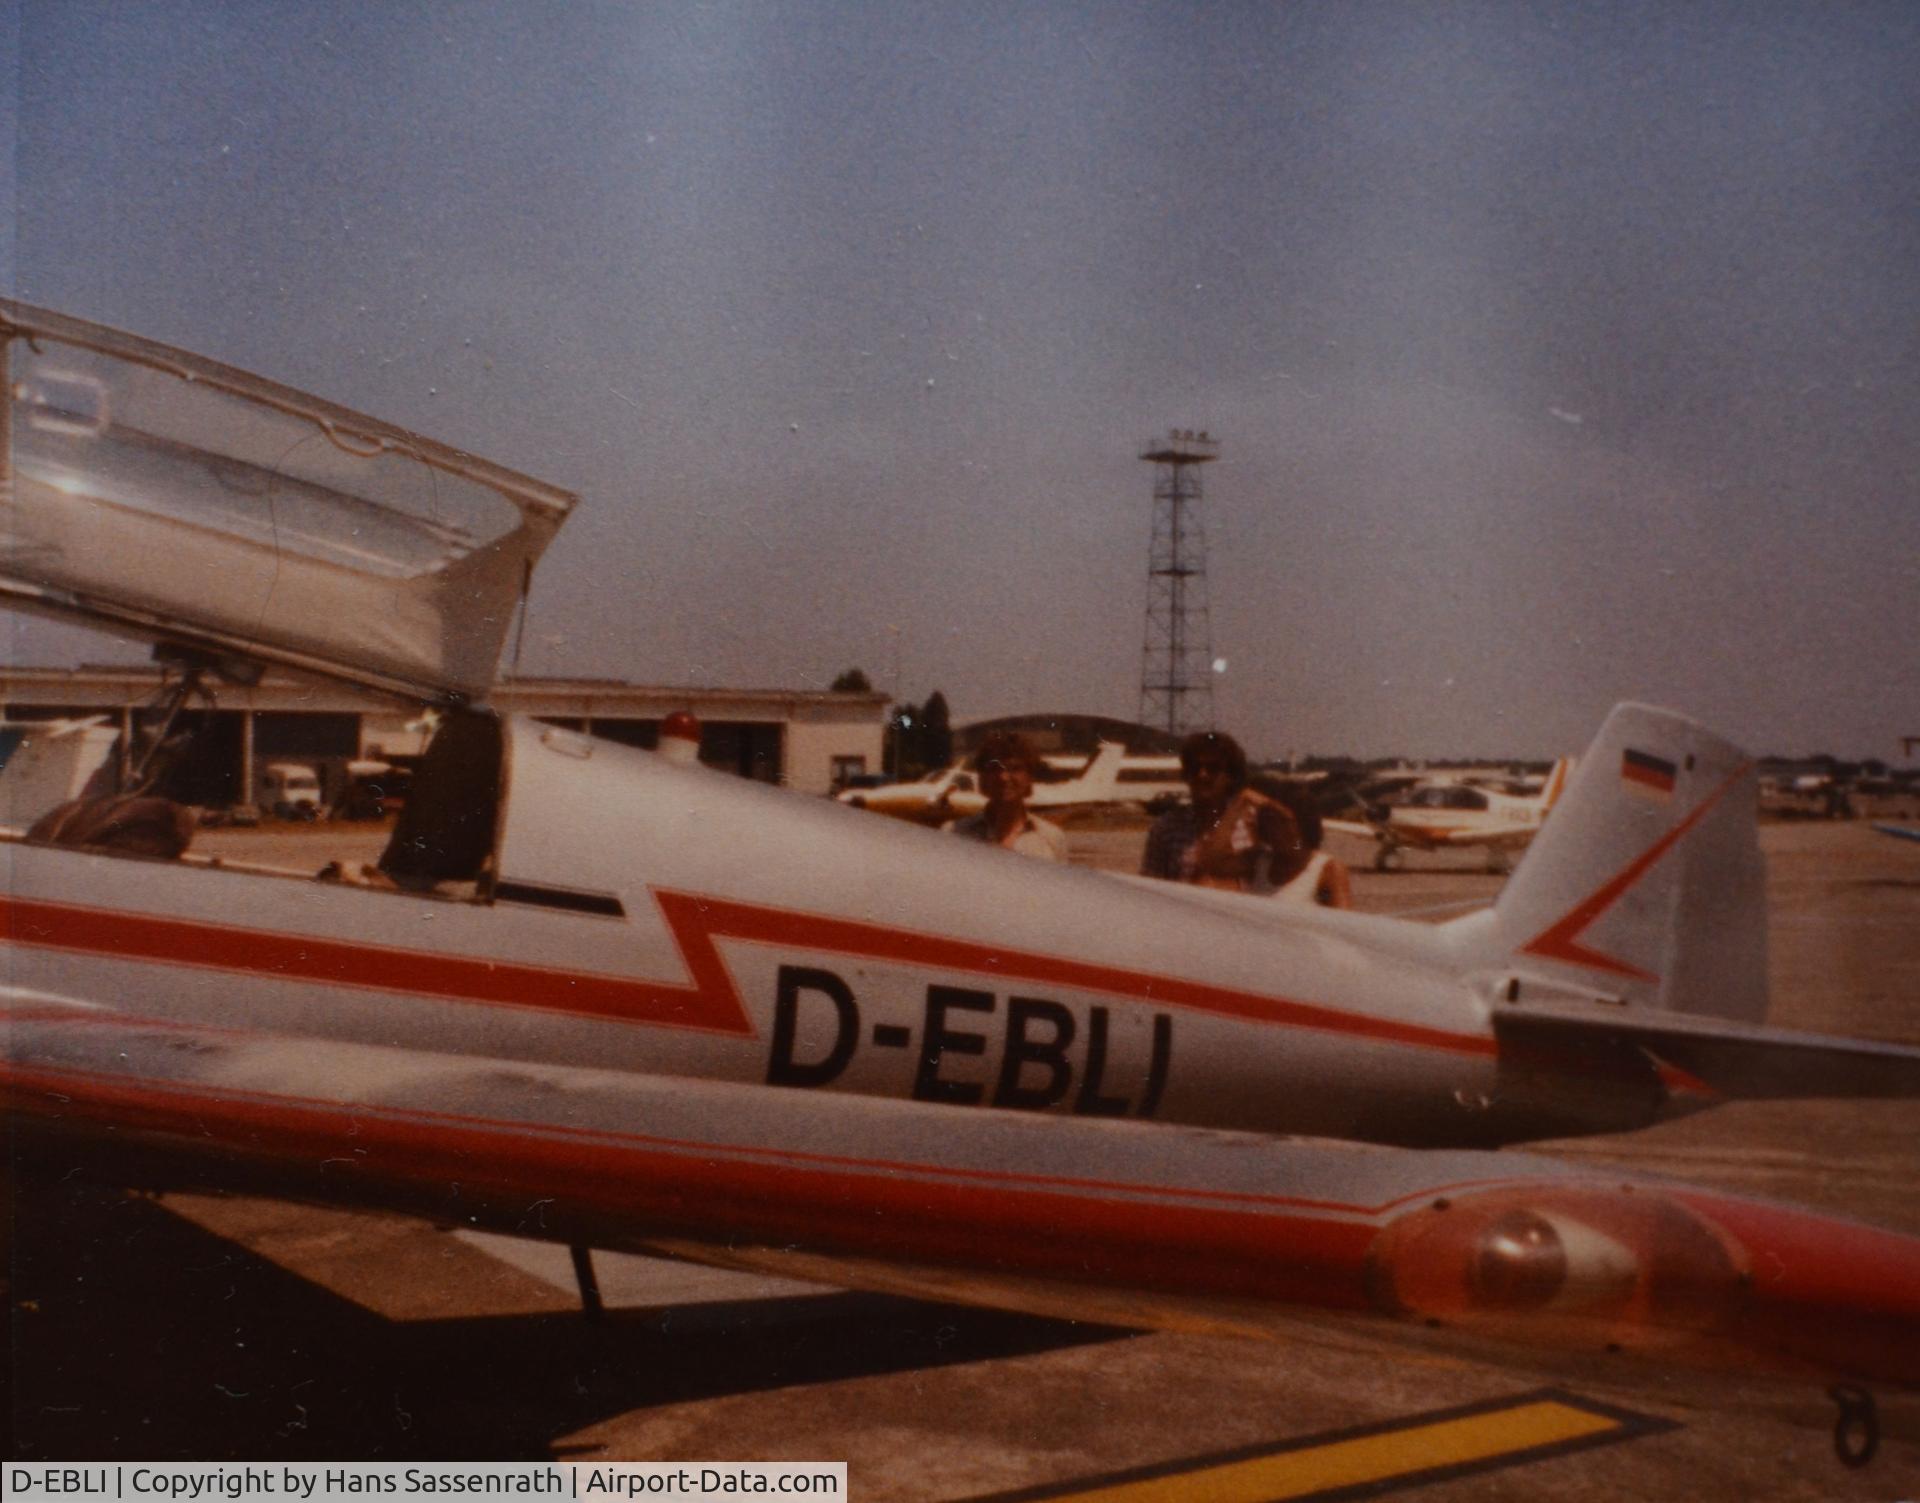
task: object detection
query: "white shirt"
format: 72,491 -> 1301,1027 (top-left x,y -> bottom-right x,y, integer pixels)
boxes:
1272,850 -> 1334,904
944,809 -> 1069,861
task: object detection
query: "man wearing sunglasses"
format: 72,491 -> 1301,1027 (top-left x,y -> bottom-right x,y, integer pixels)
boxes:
1141,730 -> 1305,893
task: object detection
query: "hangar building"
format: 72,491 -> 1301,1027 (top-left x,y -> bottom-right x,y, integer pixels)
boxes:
0,666 -> 889,808
955,712 -> 1183,758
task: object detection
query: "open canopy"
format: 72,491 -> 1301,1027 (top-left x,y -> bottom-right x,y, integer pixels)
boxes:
1,301 -> 578,704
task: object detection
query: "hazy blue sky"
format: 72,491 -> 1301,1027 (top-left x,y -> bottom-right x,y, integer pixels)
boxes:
5,1 -> 1916,758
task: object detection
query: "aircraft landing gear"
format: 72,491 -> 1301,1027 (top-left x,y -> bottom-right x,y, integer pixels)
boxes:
1828,1384 -> 1878,1468
570,1243 -> 606,1322
1375,844 -> 1405,873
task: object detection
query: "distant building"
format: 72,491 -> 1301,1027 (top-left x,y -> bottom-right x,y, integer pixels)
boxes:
954,713 -> 1183,759
0,666 -> 887,807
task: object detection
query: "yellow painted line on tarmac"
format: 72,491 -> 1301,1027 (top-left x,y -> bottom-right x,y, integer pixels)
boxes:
968,1389 -> 1676,1503
1047,1398 -> 1613,1503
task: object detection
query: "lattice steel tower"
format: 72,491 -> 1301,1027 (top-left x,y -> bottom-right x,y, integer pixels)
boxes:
1137,428 -> 1219,735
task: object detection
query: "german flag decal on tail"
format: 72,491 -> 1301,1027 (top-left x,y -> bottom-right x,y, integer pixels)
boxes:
1621,747 -> 1677,802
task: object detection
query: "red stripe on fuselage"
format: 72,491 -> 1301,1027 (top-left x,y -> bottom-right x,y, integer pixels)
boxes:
0,892 -> 753,1035
0,889 -> 1495,1058
658,892 -> 1491,1055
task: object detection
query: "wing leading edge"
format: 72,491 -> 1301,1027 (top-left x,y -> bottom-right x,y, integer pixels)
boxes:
6,1004 -> 1919,1388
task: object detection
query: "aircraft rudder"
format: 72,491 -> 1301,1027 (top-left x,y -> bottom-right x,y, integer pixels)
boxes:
1479,703 -> 1768,1023
1079,740 -> 1126,802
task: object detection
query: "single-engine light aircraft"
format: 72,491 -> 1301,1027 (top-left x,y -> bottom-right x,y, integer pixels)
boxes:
1327,758 -> 1574,874
5,302 -> 1920,1465
836,739 -> 1125,824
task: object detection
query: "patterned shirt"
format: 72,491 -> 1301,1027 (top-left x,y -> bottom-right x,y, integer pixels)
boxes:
1141,789 -> 1297,891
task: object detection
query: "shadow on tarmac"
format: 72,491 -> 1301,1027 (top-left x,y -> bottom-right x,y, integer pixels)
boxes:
6,1179 -> 1133,1460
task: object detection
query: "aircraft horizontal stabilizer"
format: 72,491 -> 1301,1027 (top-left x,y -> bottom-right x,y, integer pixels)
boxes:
1496,1002 -> 1920,1101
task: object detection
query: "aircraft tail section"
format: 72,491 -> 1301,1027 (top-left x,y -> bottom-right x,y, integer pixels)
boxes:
1472,703 -> 1767,1023
1077,741 -> 1127,802
1457,703 -> 1920,1105
1035,740 -> 1126,807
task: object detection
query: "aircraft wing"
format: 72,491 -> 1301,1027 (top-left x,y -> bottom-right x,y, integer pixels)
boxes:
8,1000 -> 1920,1387
1494,1001 -> 1920,1100
1873,824 -> 1920,845
1322,817 -> 1384,842
1428,821 -> 1538,850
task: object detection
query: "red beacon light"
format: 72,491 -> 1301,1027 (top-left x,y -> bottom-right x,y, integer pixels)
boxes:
658,711 -> 703,767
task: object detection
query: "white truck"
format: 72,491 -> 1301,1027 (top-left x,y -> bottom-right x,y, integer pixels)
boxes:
261,762 -> 324,820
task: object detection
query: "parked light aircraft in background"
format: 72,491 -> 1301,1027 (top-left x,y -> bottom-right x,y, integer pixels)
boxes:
1866,737 -> 1920,843
1327,758 -> 1574,874
836,740 -> 1125,824
6,302 -> 1920,1462
1091,749 -> 1187,808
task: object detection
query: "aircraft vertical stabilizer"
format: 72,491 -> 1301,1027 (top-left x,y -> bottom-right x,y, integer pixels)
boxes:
1068,740 -> 1126,803
1539,755 -> 1573,810
1475,703 -> 1767,1023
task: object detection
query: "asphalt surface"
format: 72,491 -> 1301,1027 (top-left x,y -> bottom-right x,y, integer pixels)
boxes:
7,816 -> 1918,1498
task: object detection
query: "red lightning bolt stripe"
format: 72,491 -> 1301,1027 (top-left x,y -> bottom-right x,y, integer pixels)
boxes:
1519,761 -> 1753,982
0,892 -> 754,1035
0,888 -> 1493,1057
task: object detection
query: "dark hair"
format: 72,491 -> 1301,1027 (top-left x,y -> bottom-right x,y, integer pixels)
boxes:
1264,780 -> 1325,850
973,730 -> 1039,774
1178,730 -> 1247,790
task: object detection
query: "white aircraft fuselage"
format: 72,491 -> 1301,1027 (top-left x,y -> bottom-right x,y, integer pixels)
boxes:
4,720 -> 1673,1152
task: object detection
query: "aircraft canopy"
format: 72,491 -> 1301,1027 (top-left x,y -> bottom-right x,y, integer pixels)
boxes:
1,301 -> 577,704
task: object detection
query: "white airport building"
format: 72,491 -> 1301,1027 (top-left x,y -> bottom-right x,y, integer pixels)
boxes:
0,665 -> 890,809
